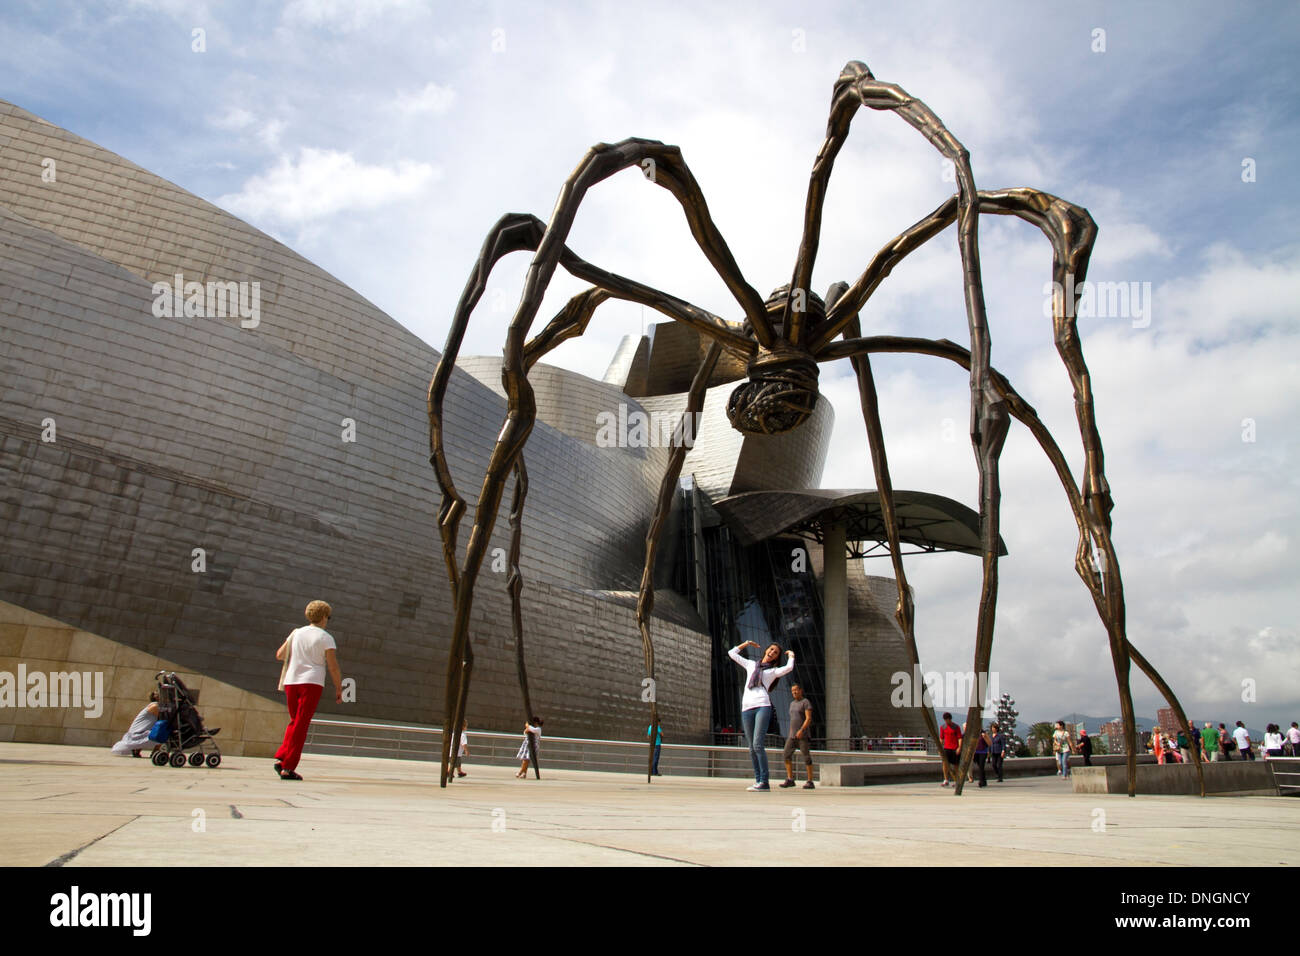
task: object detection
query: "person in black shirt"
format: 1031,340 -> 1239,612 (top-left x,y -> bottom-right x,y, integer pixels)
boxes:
1078,729 -> 1093,766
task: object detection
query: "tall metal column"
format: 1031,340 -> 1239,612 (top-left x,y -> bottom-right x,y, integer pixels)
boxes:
822,520 -> 851,743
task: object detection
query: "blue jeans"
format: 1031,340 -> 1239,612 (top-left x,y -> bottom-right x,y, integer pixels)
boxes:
741,706 -> 772,785
1057,751 -> 1070,776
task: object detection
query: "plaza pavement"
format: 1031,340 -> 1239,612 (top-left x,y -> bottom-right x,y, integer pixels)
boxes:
2,742 -> 1296,867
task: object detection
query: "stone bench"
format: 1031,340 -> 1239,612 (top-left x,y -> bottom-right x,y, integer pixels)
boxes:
820,753 -> 1153,786
1071,760 -> 1280,795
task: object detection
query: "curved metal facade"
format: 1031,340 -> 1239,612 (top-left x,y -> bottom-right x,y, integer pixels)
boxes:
0,100 -> 725,740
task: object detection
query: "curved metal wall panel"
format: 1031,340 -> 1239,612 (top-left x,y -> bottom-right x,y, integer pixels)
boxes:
0,100 -> 712,740
600,333 -> 650,394
847,569 -> 931,739
639,389 -> 833,500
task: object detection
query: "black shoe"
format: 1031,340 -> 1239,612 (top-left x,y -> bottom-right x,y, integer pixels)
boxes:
779,779 -> 796,788
280,770 -> 303,781
274,761 -> 283,776
803,781 -> 815,790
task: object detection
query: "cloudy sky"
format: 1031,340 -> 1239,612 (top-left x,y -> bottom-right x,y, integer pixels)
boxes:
4,0 -> 1297,729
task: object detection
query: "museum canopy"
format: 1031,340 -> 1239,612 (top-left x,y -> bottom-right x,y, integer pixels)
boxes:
712,489 -> 1008,558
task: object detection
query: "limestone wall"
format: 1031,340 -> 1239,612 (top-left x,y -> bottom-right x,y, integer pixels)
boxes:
0,598 -> 285,757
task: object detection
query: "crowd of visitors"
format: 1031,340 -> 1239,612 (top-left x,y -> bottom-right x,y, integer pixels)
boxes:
102,601 -> 1300,793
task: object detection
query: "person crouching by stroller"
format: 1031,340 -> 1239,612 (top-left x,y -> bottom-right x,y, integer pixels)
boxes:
273,600 -> 343,781
110,691 -> 160,757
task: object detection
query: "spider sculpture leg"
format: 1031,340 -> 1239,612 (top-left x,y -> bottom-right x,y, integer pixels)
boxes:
528,290 -> 728,785
429,214 -> 546,787
432,211 -> 750,612
502,285 -> 732,786
528,288 -> 730,784
506,456 -> 541,778
825,332 -> 1206,797
431,139 -> 765,785
792,62 -> 1006,795
511,137 -> 775,345
634,342 -> 722,782
531,291 -> 731,785
461,289 -> 723,785
814,180 -> 1128,793
810,202 -> 966,769
819,187 -> 1162,795
832,186 -> 1176,796
820,280 -> 945,755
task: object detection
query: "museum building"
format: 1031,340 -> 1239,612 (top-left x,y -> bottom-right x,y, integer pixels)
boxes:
0,100 -> 984,755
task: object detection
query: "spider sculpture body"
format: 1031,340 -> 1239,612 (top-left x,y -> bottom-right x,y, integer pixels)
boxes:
428,61 -> 1202,796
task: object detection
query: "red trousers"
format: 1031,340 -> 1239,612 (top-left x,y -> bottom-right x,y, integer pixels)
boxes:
275,683 -> 323,772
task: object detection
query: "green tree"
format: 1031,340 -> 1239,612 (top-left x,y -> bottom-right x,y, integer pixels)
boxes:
1029,721 -> 1056,756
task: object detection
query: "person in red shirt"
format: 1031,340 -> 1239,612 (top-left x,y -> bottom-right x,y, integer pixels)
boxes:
939,712 -> 963,787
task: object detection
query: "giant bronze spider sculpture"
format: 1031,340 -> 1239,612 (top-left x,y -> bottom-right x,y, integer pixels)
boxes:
428,60 -> 1202,796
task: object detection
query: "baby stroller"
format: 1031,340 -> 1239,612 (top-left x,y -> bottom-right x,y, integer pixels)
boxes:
149,671 -> 222,768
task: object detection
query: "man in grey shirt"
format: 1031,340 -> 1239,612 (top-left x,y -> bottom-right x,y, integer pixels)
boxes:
780,684 -> 815,789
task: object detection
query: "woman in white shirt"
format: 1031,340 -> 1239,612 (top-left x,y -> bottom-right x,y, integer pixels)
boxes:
1052,721 -> 1076,777
1263,724 -> 1284,758
273,600 -> 342,781
728,641 -> 795,791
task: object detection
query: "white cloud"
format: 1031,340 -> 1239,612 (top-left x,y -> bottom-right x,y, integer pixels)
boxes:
813,226 -> 1300,720
124,0 -> 217,22
206,108 -> 285,151
393,82 -> 456,115
282,0 -> 417,32
1157,244 -> 1300,341
210,107 -> 255,130
217,148 -> 439,225
257,119 -> 285,150
1088,221 -> 1172,268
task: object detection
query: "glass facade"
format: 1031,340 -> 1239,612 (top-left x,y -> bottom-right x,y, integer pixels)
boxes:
676,481 -> 863,746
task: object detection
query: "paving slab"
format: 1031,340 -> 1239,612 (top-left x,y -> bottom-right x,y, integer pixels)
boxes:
1,743 -> 1297,867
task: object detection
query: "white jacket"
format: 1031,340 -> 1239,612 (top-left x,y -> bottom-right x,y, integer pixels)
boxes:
728,645 -> 795,711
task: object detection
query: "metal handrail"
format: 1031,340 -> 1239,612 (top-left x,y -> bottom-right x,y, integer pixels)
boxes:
302,719 -> 932,778
1266,756 -> 1300,794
